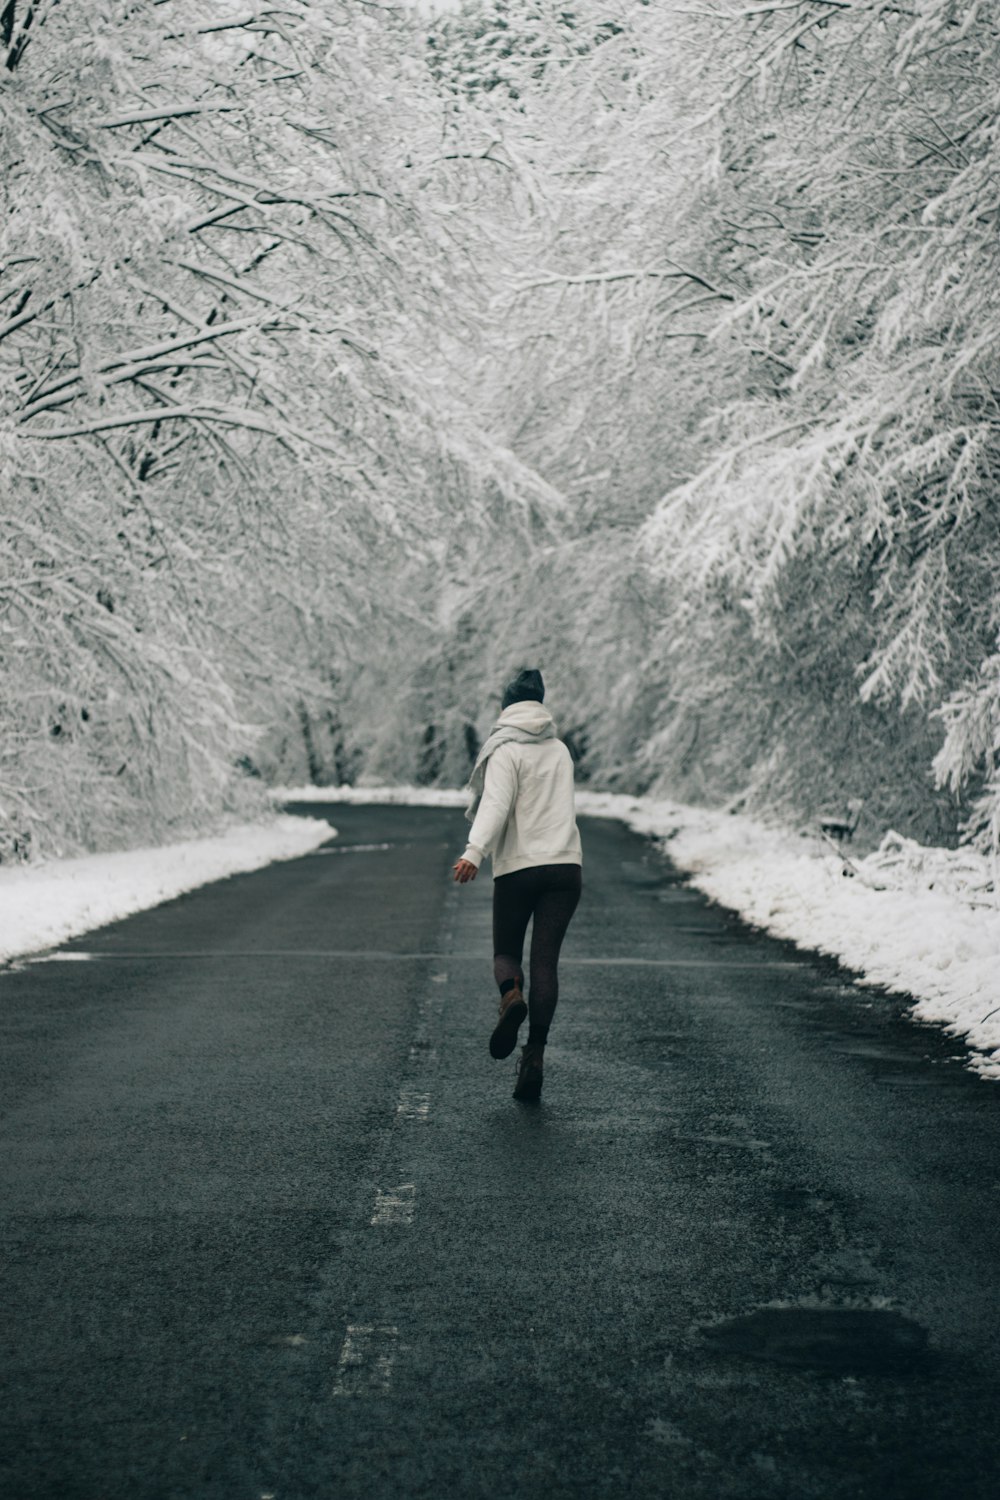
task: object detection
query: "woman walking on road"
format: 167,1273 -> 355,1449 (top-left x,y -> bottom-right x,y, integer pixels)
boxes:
453,668 -> 582,1102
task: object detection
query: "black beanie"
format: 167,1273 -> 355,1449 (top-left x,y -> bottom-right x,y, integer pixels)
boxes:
502,667 -> 545,710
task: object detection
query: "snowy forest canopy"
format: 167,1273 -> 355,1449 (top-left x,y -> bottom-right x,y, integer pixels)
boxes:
2,0 -> 999,859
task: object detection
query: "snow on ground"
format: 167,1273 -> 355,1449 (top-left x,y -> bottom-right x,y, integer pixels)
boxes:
275,783 -> 1000,1079
0,815 -> 333,966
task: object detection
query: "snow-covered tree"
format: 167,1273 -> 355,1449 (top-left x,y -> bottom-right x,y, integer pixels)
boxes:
1,0 -> 558,855
418,0 -> 1000,849
6,0 -> 999,860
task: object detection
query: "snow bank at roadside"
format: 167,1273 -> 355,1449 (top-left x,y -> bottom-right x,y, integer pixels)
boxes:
0,815 -> 333,965
274,783 -> 1000,1079
576,791 -> 1000,1080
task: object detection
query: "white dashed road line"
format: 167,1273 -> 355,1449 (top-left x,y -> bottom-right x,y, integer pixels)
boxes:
332,1324 -> 400,1397
395,1086 -> 431,1121
371,1182 -> 416,1227
336,887 -> 460,1401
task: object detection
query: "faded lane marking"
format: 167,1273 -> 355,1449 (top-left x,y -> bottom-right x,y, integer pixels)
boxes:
396,1087 -> 431,1121
25,951 -> 97,963
371,1183 -> 416,1226
332,1324 -> 399,1397
563,957 -> 801,969
676,1133 -> 773,1150
307,843 -> 394,855
7,950 -> 801,969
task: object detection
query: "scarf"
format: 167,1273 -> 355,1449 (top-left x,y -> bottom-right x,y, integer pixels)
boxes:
464,701 -> 557,822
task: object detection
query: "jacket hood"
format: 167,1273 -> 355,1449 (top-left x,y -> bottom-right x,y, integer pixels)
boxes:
496,700 -> 554,735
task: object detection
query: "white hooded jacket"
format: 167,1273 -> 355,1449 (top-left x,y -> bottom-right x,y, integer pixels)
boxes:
462,702 -> 582,878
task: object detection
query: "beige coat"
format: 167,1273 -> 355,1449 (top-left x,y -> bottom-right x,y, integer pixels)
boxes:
462,706 -> 582,877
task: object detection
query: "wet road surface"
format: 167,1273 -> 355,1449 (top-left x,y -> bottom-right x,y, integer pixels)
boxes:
2,804 -> 999,1499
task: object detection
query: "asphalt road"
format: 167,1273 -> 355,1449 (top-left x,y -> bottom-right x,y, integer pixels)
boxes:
2,804 -> 999,1500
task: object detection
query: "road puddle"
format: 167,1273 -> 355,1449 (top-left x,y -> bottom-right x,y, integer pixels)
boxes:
701,1306 -> 930,1377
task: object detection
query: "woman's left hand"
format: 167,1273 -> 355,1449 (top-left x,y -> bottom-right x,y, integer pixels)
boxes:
453,858 -> 478,883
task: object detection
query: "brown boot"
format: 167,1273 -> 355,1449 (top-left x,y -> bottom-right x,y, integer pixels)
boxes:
489,986 -> 527,1060
513,1042 -> 544,1102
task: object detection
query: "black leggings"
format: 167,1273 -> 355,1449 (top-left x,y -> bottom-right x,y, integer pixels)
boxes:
493,864 -> 582,1038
